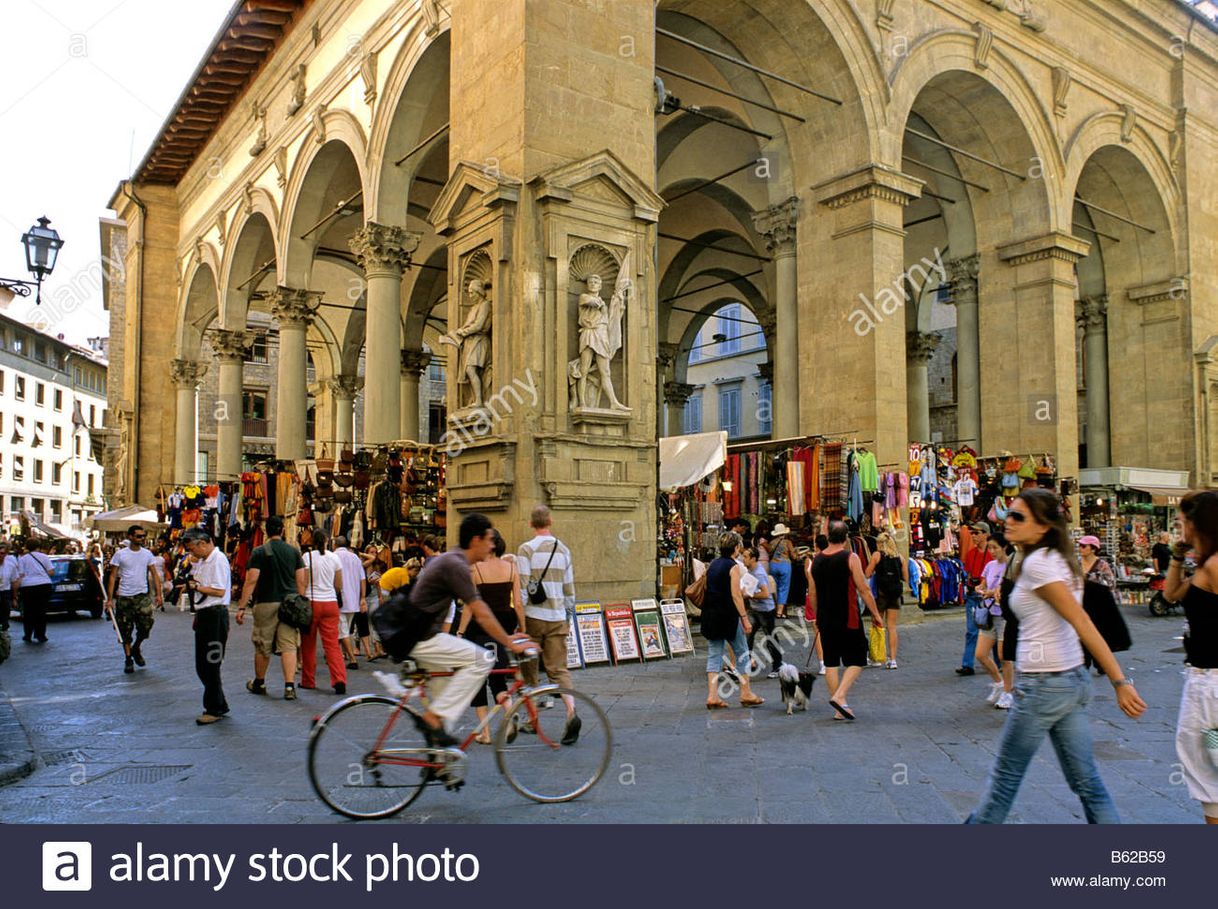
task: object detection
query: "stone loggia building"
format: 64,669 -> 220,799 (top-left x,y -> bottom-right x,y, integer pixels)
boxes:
103,0 -> 1218,601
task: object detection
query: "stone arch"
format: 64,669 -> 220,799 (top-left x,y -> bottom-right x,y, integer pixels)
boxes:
177,259 -> 220,360
366,27 -> 451,227
218,211 -> 277,329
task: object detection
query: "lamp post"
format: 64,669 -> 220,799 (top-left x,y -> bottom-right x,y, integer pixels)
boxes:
0,217 -> 64,304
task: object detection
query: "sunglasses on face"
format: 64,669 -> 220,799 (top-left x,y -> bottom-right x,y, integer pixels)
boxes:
1006,511 -> 1028,524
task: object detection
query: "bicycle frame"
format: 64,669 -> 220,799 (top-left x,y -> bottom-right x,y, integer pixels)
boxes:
366,666 -> 563,771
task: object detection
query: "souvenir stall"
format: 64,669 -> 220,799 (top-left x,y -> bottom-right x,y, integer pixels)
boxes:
657,431 -> 728,599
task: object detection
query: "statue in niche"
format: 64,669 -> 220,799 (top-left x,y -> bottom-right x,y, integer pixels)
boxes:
574,257 -> 630,411
440,278 -> 492,410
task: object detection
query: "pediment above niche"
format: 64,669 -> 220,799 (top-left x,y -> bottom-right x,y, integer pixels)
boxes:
428,161 -> 522,236
532,149 -> 666,223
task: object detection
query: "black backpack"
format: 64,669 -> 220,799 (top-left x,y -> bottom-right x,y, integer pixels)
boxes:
372,587 -> 442,662
875,555 -> 904,597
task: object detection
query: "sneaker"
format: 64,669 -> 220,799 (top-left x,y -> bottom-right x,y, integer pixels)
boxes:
955,666 -> 976,676
246,679 -> 268,695
867,659 -> 883,668
995,692 -> 1013,710
818,662 -> 828,676
124,657 -> 135,674
986,682 -> 1003,705
333,682 -> 347,695
561,714 -> 582,746
766,670 -> 780,679
885,660 -> 898,670
283,685 -> 297,701
131,642 -> 146,667
195,713 -> 224,725
538,696 -> 556,710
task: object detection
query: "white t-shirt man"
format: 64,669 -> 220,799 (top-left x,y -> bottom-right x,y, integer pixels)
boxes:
1009,548 -> 1084,672
302,550 -> 342,601
333,547 -> 364,614
191,547 -> 232,608
110,546 -> 157,597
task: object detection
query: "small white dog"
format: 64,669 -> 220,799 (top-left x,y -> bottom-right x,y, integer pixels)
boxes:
777,663 -> 817,715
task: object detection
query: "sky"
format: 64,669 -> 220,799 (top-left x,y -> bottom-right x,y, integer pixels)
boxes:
0,0 -> 234,345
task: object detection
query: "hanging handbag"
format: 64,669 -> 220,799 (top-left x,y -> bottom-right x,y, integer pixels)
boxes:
526,542 -> 559,605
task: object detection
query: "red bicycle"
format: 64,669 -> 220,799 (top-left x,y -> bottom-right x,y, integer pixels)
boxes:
307,653 -> 612,819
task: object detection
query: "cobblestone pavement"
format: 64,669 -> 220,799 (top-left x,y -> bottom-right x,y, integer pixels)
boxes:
0,603 -> 1201,824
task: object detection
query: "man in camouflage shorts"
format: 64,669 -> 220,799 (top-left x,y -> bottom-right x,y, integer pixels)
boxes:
105,526 -> 163,674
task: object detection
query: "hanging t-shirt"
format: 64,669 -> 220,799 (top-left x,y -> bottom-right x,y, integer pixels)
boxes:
954,477 -> 978,507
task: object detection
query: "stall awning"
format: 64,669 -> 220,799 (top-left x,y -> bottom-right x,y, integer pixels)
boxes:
87,505 -> 167,533
1127,485 -> 1186,507
20,511 -> 69,539
659,431 -> 728,491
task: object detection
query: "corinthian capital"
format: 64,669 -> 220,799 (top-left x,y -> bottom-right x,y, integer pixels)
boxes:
211,329 -> 252,362
1076,295 -> 1108,330
170,358 -> 208,389
906,330 -> 941,365
751,196 -> 799,255
349,222 -> 422,275
269,286 -> 321,326
663,381 -> 696,407
325,375 -> 364,400
401,348 -> 433,375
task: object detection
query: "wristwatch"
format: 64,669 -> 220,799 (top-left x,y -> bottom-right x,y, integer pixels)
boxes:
1112,678 -> 1134,688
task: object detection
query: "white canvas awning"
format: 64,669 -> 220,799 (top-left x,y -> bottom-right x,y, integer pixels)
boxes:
87,505 -> 167,533
659,431 -> 727,491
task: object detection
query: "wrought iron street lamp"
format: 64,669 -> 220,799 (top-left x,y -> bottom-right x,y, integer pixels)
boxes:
0,217 -> 64,304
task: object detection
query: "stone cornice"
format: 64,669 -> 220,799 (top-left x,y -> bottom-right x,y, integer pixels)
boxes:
531,149 -> 666,223
813,165 -> 923,211
997,231 -> 1091,266
1128,277 -> 1188,305
428,161 -> 522,236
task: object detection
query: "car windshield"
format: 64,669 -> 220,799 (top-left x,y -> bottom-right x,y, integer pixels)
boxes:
49,559 -> 90,582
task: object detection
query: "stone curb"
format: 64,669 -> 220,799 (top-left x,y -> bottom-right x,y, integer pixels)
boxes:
0,675 -> 37,787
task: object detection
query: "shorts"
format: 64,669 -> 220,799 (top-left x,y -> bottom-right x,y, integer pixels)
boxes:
339,612 -> 358,638
820,624 -> 867,668
979,613 -> 1007,643
251,601 -> 300,656
1176,667 -> 1218,817
114,593 -> 155,644
877,590 -> 902,612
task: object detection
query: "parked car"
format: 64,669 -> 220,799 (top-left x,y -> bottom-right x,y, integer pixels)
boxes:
12,555 -> 105,620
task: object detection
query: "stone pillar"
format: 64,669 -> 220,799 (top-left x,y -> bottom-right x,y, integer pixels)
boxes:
752,197 -> 799,437
400,349 -> 432,441
269,287 -> 319,460
1078,295 -> 1111,468
905,331 -> 940,443
995,232 -> 1090,498
663,381 -> 696,437
947,255 -> 981,448
349,223 -> 419,446
656,342 -> 679,436
757,361 -> 774,437
326,375 -> 362,447
170,359 -> 207,485
211,330 -> 250,480
437,0 -> 659,603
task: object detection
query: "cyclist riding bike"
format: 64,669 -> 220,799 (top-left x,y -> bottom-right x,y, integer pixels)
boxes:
388,512 -> 533,748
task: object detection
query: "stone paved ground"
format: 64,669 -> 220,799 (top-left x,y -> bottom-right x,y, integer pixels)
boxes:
0,603 -> 1201,824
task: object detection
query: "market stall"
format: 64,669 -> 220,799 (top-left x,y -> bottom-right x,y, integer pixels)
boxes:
88,505 -> 168,536
657,431 -> 726,599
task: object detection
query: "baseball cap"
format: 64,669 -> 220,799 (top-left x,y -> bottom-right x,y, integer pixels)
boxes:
970,521 -> 992,534
1078,535 -> 1101,548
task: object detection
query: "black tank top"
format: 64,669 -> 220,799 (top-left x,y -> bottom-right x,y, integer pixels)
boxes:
811,549 -> 858,631
1182,584 -> 1218,668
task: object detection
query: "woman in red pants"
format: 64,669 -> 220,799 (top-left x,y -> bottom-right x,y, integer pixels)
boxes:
300,531 -> 347,694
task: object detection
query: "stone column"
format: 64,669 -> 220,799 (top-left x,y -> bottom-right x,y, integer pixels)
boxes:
905,331 -> 940,443
400,349 -> 432,441
269,287 -> 319,460
326,375 -> 363,447
349,223 -> 419,446
947,254 -> 981,448
656,342 -> 679,436
1077,295 -> 1111,468
757,361 -> 775,437
170,359 -> 207,485
752,197 -> 800,438
210,330 -> 250,480
663,381 -> 696,436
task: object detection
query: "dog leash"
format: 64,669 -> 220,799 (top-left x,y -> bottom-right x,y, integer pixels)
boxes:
803,627 -> 820,669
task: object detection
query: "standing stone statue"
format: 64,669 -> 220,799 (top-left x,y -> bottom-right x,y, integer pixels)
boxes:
440,278 -> 492,410
575,263 -> 630,411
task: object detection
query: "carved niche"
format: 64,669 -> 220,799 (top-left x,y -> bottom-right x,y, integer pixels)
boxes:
568,242 -> 631,417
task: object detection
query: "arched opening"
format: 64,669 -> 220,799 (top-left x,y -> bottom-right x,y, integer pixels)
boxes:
676,299 -> 771,441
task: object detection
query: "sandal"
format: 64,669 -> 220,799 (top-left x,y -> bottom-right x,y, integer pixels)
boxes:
740,695 -> 765,707
475,733 -> 493,745
829,699 -> 855,720
706,700 -> 729,710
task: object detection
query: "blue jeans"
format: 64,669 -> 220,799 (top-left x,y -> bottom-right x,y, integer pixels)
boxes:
962,593 -> 981,668
706,621 -> 754,676
967,666 -> 1119,824
770,561 -> 792,606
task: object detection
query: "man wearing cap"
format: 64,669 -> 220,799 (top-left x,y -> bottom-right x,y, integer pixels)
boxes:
958,521 -> 994,676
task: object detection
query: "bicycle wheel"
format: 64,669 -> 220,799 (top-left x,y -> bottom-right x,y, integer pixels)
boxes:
495,687 -> 611,803
308,695 -> 432,819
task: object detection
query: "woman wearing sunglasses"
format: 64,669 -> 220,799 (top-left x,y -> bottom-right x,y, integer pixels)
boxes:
967,487 -> 1146,823
1162,491 -> 1218,823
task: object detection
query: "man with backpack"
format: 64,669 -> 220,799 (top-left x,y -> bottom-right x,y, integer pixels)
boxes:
235,516 -> 307,700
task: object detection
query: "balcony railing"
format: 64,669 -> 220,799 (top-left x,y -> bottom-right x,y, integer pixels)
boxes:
243,418 -> 269,437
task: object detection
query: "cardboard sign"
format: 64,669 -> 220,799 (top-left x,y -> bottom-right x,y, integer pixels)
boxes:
574,602 -> 610,665
631,598 -> 666,659
604,603 -> 641,663
659,598 -> 694,655
564,613 -> 582,669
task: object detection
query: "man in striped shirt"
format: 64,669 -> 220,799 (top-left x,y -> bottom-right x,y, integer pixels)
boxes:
517,504 -> 580,743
